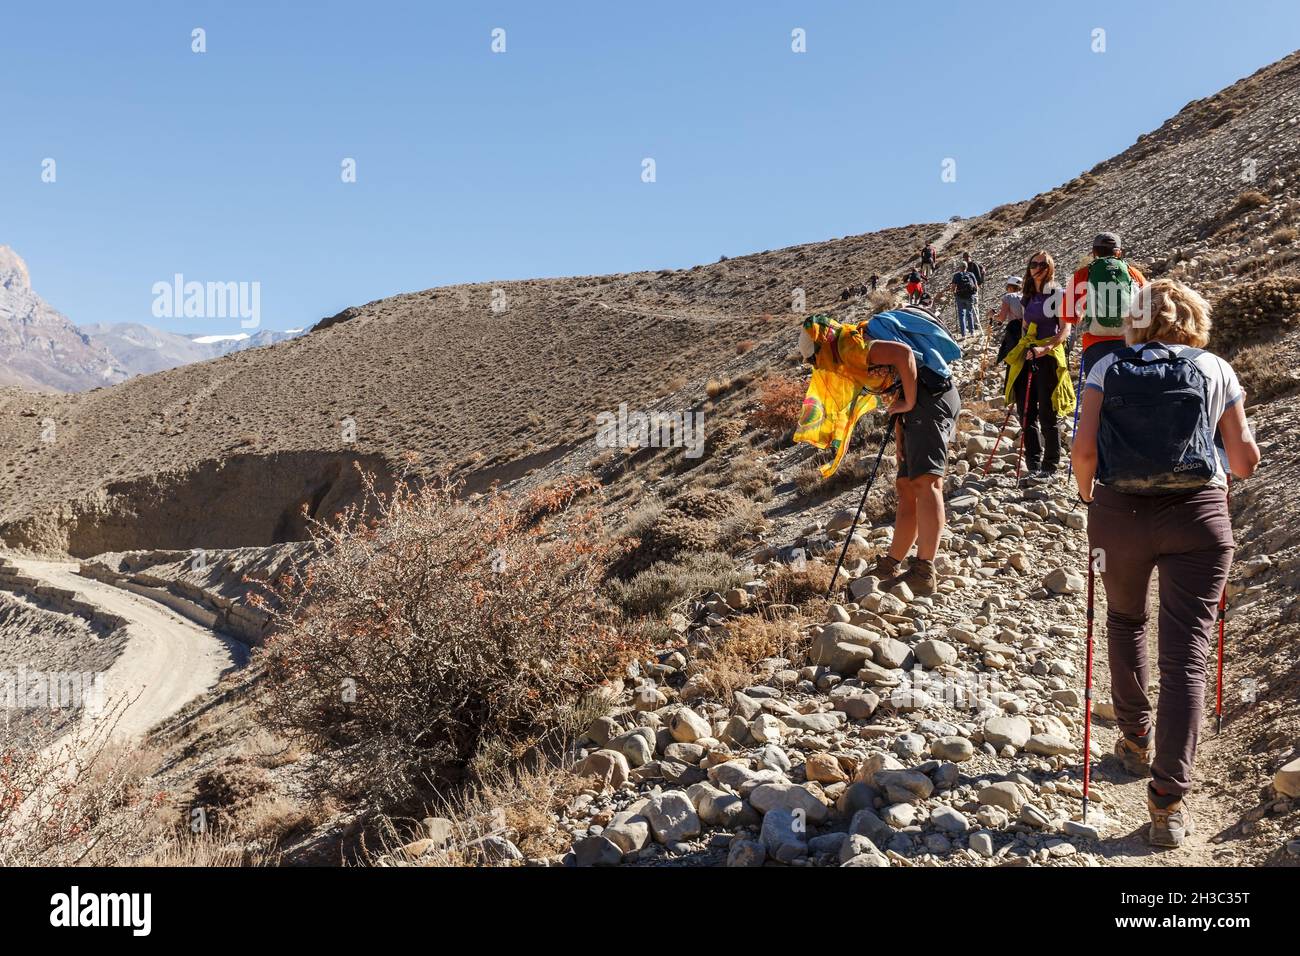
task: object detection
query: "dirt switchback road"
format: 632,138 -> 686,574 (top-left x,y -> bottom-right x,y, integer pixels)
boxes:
4,554 -> 246,741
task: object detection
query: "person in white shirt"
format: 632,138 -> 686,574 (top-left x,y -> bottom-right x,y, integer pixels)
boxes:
1071,278 -> 1260,849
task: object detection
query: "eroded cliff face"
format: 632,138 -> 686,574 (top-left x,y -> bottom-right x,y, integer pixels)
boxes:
0,451 -> 393,557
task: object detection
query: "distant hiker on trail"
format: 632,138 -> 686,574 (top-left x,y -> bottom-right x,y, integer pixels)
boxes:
905,269 -> 926,305
869,273 -> 879,291
919,243 -> 936,278
1062,232 -> 1147,376
949,264 -> 979,338
1002,251 -> 1074,481
963,252 -> 987,313
795,303 -> 961,596
1071,278 -> 1260,848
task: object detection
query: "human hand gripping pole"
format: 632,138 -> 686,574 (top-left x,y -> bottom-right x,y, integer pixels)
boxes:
826,412 -> 901,599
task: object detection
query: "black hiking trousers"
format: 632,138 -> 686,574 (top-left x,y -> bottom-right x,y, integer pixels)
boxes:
1011,354 -> 1060,470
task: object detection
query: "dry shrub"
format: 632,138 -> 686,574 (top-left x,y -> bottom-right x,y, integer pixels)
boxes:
763,560 -> 834,609
727,450 -> 774,500
1231,343 -> 1300,405
1270,226 -> 1298,246
1230,190 -> 1269,216
749,374 -> 806,440
609,550 -> 743,618
142,833 -> 277,867
256,472 -> 645,812
0,707 -> 165,866
736,339 -> 756,355
705,377 -> 733,398
619,487 -> 763,574
1210,276 -> 1300,354
699,615 -> 805,699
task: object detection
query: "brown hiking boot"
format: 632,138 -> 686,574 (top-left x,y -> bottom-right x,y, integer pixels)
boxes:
870,553 -> 901,580
897,558 -> 937,596
1113,733 -> 1152,777
1148,786 -> 1194,848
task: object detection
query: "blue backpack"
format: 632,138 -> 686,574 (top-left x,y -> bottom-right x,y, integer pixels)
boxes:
1096,344 -> 1217,494
865,308 -> 962,385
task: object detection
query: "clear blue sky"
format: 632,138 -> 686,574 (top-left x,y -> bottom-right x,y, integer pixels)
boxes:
2,1 -> 1297,334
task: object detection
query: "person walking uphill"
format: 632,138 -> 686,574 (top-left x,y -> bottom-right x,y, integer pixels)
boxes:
1002,251 -> 1074,480
796,302 -> 962,596
1072,279 -> 1260,848
1062,231 -> 1147,376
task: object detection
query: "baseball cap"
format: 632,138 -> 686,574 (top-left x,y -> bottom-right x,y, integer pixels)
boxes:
1006,275 -> 1023,287
1093,232 -> 1121,253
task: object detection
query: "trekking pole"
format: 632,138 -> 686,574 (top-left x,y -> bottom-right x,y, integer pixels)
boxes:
1013,362 -> 1035,481
1066,357 -> 1086,482
1215,475 -> 1233,735
981,404 -> 1014,477
826,414 -> 899,598
1083,543 -> 1096,823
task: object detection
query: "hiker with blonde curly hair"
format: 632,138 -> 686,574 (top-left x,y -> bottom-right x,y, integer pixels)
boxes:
1072,278 -> 1260,848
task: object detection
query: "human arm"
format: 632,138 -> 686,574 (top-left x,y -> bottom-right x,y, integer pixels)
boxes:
1217,400 -> 1260,480
866,339 -> 917,416
1071,387 -> 1102,500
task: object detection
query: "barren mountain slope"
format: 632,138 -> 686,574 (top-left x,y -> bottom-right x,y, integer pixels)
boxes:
1,51 -> 1299,558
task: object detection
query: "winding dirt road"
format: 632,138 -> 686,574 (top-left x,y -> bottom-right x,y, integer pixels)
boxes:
3,554 -> 245,741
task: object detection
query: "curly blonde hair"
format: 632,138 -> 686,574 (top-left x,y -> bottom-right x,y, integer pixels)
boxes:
1127,278 -> 1211,348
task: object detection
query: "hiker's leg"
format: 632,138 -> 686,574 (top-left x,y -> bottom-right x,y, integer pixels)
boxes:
912,474 -> 944,561
890,474 -> 918,561
1036,356 -> 1062,467
890,417 -> 917,560
1090,487 -> 1157,741
900,384 -> 955,562
1014,366 -> 1043,466
1151,491 -> 1233,798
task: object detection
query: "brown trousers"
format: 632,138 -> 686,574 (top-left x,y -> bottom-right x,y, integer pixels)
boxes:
1087,484 -> 1233,797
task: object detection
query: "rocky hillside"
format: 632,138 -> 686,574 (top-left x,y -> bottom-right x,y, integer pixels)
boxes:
0,246 -> 126,392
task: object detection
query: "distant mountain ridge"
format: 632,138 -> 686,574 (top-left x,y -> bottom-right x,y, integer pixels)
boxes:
80,323 -> 303,378
0,246 -> 301,390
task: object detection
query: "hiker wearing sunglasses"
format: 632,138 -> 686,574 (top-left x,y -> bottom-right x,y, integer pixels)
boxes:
1001,251 -> 1074,481
1071,278 -> 1260,848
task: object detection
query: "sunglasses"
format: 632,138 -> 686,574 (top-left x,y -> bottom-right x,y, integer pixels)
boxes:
1029,260 -> 1049,269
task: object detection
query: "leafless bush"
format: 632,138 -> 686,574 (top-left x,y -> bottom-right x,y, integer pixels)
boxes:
255,471 -> 646,812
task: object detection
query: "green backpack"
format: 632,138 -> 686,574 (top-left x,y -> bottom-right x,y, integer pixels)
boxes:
1086,256 -> 1134,330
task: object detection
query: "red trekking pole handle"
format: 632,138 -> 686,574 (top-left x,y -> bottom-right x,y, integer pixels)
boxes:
1216,475 -> 1232,734
1083,544 -> 1096,822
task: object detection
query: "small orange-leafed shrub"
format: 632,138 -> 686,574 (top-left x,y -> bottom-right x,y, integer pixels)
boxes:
736,339 -> 756,355
749,374 -> 806,440
0,707 -> 166,866
255,471 -> 647,812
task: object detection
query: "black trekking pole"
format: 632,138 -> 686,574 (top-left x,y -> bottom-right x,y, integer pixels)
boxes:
826,413 -> 899,598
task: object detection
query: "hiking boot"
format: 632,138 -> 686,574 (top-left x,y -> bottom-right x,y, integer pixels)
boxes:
870,553 -> 901,580
898,557 -> 937,596
1148,786 -> 1194,848
1113,733 -> 1152,777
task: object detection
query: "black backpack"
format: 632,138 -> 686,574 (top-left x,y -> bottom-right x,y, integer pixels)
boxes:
1096,345 -> 1218,494
952,272 -> 977,297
